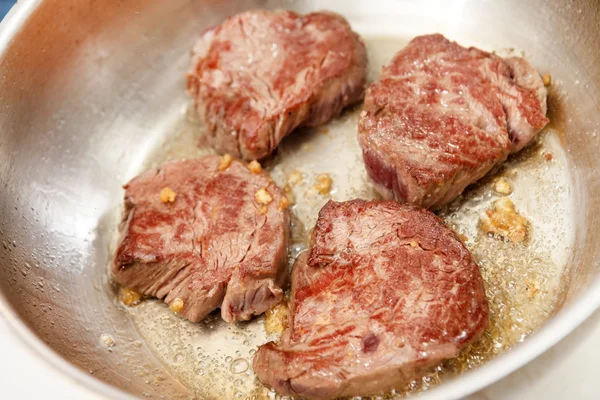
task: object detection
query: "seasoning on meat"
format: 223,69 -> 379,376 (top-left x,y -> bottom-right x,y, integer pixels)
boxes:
247,160 -> 262,174
217,153 -> 232,171
112,156 -> 289,323
255,188 -> 273,205
159,187 -> 176,203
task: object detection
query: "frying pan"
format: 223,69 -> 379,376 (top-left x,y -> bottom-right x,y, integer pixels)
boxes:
1,0 -> 599,399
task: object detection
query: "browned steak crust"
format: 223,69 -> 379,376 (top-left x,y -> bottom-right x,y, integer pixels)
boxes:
358,34 -> 548,209
112,156 -> 289,323
253,199 -> 488,399
188,10 -> 367,160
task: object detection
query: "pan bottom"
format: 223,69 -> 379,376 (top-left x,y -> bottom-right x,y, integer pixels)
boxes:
113,34 -> 574,399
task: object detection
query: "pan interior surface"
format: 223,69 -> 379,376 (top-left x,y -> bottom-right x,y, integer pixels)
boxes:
0,1 -> 599,400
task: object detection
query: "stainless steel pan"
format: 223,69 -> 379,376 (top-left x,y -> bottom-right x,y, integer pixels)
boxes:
1,0 -> 599,399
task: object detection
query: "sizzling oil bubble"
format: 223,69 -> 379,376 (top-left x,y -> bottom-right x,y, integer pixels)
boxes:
117,34 -> 574,399
230,358 -> 250,374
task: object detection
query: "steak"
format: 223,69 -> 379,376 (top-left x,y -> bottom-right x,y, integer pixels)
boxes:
358,34 -> 548,209
187,10 -> 367,161
253,200 -> 489,399
112,156 -> 289,323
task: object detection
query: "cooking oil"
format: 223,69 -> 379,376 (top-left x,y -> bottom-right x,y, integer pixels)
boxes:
115,35 -> 574,399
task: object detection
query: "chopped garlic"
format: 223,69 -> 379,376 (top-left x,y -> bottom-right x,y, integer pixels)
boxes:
494,177 -> 513,196
255,188 -> 273,205
542,73 -> 552,86
160,187 -> 176,203
265,303 -> 289,336
170,298 -> 184,313
279,196 -> 290,210
247,160 -> 262,174
314,173 -> 333,195
217,154 -> 233,171
120,287 -> 142,307
287,170 -> 303,186
480,198 -> 529,243
100,334 -> 115,348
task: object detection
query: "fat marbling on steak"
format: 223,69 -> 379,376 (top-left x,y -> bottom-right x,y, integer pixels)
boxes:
253,200 -> 489,399
358,34 -> 548,209
112,156 -> 289,323
187,10 -> 367,161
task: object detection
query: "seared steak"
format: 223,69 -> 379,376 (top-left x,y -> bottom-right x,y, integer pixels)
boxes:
187,10 -> 367,161
112,156 -> 289,323
358,34 -> 548,209
253,200 -> 488,399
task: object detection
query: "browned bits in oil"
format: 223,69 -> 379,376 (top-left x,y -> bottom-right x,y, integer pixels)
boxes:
287,170 -> 303,186
525,279 -> 540,299
493,177 -> 513,195
217,153 -> 232,171
480,198 -> 530,243
279,196 -> 290,211
265,302 -> 289,336
160,187 -> 177,203
170,298 -> 184,313
542,73 -> 552,86
544,152 -> 553,161
120,287 -> 142,306
283,184 -> 296,204
247,160 -> 262,174
313,173 -> 333,195
100,334 -> 115,348
255,188 -> 273,205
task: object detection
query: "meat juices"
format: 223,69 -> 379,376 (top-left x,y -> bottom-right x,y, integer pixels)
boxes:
358,34 -> 549,209
187,10 -> 368,161
112,156 -> 289,323
253,200 -> 489,399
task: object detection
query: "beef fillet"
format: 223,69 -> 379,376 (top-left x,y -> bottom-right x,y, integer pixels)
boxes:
358,34 -> 548,209
112,156 -> 289,323
187,10 -> 367,160
253,199 -> 489,399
